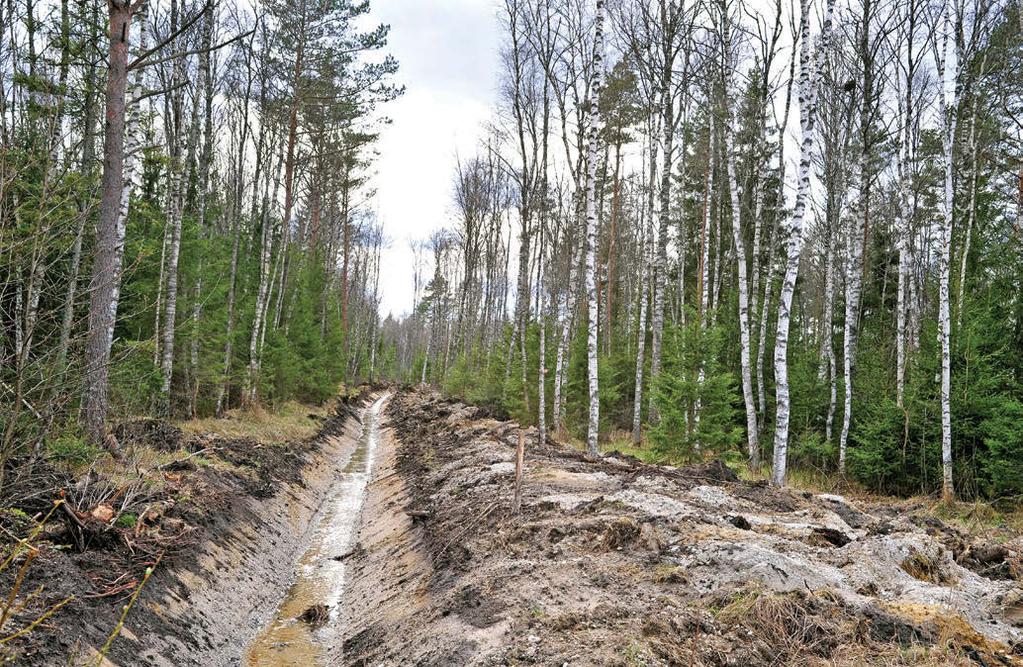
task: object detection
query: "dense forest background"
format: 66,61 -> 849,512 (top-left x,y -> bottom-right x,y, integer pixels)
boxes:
378,0 -> 1023,501
0,0 -> 399,491
1,0 -> 1021,503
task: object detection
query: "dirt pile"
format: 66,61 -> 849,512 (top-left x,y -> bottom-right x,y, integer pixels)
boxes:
339,388 -> 1023,666
0,386 -> 376,666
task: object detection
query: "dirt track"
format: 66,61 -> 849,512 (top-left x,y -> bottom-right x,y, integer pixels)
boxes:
333,388 -> 1023,666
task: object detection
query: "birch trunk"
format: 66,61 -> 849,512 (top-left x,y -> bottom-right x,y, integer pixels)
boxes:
553,203 -> 582,433
895,90 -> 912,409
632,219 -> 650,445
754,65 -> 794,435
935,2 -> 956,500
724,79 -> 760,470
216,216 -> 243,415
648,104 -> 673,426
584,0 -> 605,456
839,158 -> 866,473
693,120 -> 714,437
159,2 -> 191,413
956,87 -> 982,332
245,130 -> 284,404
822,218 -> 837,443
772,0 -> 836,486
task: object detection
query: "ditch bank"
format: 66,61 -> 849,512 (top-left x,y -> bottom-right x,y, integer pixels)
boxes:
10,386 -> 1023,665
336,388 -> 1023,666
1,388 -> 379,666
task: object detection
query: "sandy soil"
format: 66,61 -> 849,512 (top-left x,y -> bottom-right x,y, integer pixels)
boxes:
334,388 -> 1023,666
7,386 -> 1023,666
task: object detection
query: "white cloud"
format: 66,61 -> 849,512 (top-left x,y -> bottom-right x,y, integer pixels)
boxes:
367,0 -> 502,317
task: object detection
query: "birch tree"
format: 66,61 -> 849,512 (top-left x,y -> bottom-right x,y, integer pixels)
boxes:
584,0 -> 606,455
772,0 -> 837,486
718,0 -> 760,470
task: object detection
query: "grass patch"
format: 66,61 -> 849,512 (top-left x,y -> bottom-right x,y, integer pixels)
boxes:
178,400 -> 330,444
604,431 -> 664,464
932,498 -> 1023,538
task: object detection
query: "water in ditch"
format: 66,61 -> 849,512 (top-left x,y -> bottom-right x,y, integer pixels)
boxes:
245,394 -> 388,666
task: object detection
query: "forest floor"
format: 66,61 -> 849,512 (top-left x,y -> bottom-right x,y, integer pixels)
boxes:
3,387 -> 1023,666
338,388 -> 1023,666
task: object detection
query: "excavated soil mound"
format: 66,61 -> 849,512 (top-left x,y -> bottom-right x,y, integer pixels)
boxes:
339,388 -> 1023,666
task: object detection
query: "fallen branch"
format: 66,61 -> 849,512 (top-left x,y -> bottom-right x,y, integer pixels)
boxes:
156,447 -> 214,472
512,430 -> 525,515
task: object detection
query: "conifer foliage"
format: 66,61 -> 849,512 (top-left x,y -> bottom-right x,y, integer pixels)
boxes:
0,0 -> 399,480
387,0 -> 1023,500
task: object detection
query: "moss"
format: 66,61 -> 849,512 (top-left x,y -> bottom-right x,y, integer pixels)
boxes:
900,551 -> 956,585
47,431 -> 102,468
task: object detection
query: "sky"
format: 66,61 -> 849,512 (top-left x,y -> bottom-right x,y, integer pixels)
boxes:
366,0 -> 502,318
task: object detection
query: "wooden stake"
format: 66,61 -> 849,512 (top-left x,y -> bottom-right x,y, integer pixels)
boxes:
512,430 -> 525,514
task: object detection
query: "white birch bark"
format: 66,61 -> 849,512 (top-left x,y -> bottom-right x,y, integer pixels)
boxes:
693,119 -> 714,437
839,158 -> 865,473
723,71 -> 760,470
552,220 -> 580,434
822,221 -> 838,444
158,8 -> 190,411
584,0 -> 606,456
934,1 -> 957,500
648,82 -> 675,427
632,130 -> 658,444
895,91 -> 912,410
772,0 -> 836,486
956,86 -> 982,332
755,47 -> 796,433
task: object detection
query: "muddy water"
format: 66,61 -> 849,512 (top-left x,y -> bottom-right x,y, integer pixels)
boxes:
245,394 -> 388,666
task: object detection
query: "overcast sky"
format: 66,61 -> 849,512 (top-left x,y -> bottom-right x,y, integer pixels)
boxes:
367,0 -> 502,317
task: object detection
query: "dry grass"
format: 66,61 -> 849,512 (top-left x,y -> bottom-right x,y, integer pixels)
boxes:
715,584 -> 844,659
814,643 -> 977,666
178,401 -> 330,444
931,497 -> 1023,540
880,602 -> 1020,666
704,585 -> 997,667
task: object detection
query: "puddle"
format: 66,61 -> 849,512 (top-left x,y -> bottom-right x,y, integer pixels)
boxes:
245,394 -> 388,666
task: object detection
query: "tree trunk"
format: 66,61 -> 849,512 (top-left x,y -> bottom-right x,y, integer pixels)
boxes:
632,219 -> 650,445
648,72 -> 676,427
723,78 -> 760,471
772,0 -> 836,486
584,0 -> 605,456
936,2 -> 956,500
81,0 -> 137,451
